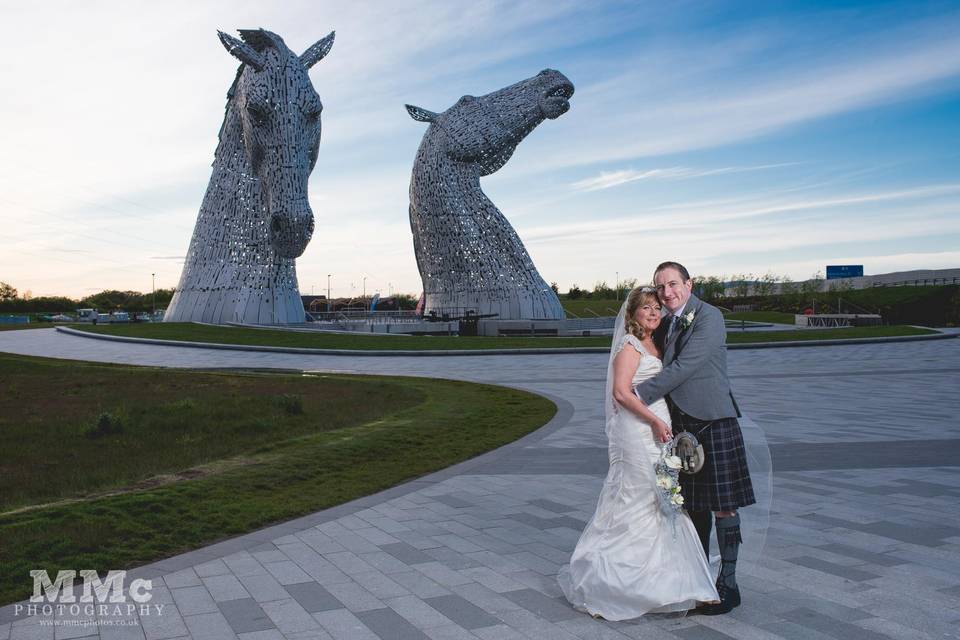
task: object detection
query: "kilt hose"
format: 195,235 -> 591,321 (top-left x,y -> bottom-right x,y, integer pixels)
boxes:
668,401 -> 756,513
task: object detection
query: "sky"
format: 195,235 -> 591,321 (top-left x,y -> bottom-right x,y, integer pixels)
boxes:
1,0 -> 959,299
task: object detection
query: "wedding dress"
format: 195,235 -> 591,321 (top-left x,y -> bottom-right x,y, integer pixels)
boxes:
558,332 -> 719,620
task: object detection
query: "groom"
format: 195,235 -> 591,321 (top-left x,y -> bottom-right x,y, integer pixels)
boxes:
634,261 -> 755,615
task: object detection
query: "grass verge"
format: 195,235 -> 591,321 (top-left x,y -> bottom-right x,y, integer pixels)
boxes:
560,298 -> 621,318
75,323 -> 612,350
70,322 -> 939,351
724,311 -> 796,324
0,354 -> 556,604
725,325 -> 934,343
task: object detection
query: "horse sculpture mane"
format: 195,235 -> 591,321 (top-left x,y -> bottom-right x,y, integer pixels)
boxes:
406,69 -> 573,320
164,28 -> 334,325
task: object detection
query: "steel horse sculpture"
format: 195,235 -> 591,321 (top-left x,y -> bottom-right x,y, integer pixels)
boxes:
406,69 -> 573,320
165,28 -> 334,324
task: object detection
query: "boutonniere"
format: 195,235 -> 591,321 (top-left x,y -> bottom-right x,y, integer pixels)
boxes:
679,310 -> 695,331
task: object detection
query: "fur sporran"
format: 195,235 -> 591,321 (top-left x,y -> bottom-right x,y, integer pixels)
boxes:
674,431 -> 705,474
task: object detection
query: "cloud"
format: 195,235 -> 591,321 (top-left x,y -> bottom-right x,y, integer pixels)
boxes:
570,163 -> 799,192
520,182 -> 960,245
522,13 -> 960,172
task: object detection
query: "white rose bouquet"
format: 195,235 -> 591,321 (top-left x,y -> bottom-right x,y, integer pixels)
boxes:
655,440 -> 685,536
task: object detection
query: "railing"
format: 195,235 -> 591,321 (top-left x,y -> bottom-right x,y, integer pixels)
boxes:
871,277 -> 960,287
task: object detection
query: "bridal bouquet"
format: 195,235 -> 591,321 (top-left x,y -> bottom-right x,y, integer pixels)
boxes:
655,442 -> 685,535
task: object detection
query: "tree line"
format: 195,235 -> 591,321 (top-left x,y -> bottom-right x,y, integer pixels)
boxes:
0,282 -> 175,314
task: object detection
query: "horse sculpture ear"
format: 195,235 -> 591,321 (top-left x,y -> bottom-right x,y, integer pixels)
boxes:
406,104 -> 439,123
300,31 -> 335,69
218,30 -> 265,71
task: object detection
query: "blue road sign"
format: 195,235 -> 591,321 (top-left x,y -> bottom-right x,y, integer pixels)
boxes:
826,265 -> 864,279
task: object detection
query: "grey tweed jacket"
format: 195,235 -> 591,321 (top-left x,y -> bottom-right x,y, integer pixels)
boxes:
634,294 -> 740,421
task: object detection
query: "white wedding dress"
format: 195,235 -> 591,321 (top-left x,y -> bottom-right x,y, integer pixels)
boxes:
558,333 -> 719,620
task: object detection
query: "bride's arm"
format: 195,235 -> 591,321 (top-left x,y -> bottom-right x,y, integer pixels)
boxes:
612,347 -> 673,443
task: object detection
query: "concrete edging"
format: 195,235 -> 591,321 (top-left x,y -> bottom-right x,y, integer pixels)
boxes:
55,325 -> 956,356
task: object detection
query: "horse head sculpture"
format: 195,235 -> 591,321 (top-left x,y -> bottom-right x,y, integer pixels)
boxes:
219,28 -> 333,259
164,28 -> 334,324
405,69 -> 574,320
406,69 -> 573,176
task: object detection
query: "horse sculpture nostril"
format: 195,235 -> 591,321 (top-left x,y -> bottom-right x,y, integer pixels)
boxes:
271,216 -> 283,235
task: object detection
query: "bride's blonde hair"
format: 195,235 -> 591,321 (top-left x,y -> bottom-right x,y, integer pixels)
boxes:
625,286 -> 661,340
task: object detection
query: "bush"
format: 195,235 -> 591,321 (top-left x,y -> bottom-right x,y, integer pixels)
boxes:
276,394 -> 304,416
85,412 -> 125,439
592,281 -> 614,299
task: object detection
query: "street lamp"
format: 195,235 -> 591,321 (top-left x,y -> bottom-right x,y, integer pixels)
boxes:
362,276 -> 368,308
152,273 -> 156,319
615,271 -> 619,301
326,274 -> 331,312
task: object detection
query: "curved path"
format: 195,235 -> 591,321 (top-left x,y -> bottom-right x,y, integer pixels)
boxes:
2,329 -> 959,640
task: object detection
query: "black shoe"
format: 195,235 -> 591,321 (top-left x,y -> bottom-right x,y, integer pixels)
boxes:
698,584 -> 741,616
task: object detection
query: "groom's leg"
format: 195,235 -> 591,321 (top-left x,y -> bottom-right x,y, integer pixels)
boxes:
697,510 -> 743,615
715,511 -> 742,592
688,510 -> 713,557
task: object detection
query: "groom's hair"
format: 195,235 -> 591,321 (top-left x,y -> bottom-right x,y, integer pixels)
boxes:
654,261 -> 691,282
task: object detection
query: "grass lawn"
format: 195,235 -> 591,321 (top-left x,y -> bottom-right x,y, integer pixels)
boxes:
725,325 -> 934,343
724,311 -> 796,324
829,284 -> 946,309
560,298 -> 621,318
0,323 -> 80,331
0,354 -> 556,604
71,322 -> 939,352
76,323 -> 613,350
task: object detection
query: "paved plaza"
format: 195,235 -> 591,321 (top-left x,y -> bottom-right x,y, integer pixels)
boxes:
1,329 -> 959,639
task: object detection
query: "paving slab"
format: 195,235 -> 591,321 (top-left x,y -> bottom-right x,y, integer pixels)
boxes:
1,330 -> 958,639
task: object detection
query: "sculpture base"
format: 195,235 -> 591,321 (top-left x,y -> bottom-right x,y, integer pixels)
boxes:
164,287 -> 305,325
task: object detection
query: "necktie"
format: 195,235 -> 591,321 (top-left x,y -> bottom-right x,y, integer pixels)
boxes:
668,315 -> 679,341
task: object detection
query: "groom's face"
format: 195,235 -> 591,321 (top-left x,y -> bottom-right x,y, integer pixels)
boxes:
654,267 -> 693,314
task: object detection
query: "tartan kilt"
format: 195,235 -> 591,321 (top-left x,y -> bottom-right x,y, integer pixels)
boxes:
669,405 -> 756,512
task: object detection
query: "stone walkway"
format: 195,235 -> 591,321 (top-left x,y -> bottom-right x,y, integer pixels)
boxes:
1,329 -> 958,640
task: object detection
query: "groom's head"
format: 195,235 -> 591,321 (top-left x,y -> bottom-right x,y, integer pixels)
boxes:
653,261 -> 693,314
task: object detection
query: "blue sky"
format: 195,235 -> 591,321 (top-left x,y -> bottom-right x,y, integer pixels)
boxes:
1,0 -> 958,298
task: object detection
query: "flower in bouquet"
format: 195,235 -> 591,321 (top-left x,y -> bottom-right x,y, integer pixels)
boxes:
655,440 -> 686,537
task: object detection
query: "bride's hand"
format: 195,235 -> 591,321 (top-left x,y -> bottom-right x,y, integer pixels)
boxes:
651,419 -> 673,443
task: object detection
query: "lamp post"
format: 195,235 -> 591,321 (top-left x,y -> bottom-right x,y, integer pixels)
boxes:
362,276 -> 368,309
615,271 -> 619,301
326,274 -> 331,312
151,273 -> 156,319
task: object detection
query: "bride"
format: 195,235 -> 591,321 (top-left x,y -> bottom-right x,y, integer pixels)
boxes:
558,286 -> 719,620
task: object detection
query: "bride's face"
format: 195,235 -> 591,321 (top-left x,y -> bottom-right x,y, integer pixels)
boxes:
633,298 -> 662,333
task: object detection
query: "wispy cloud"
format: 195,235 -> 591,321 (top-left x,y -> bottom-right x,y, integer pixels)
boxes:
520,183 -> 960,244
523,13 -> 960,172
570,163 -> 798,192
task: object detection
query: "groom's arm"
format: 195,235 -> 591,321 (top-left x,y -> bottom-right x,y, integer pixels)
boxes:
634,305 -> 724,404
